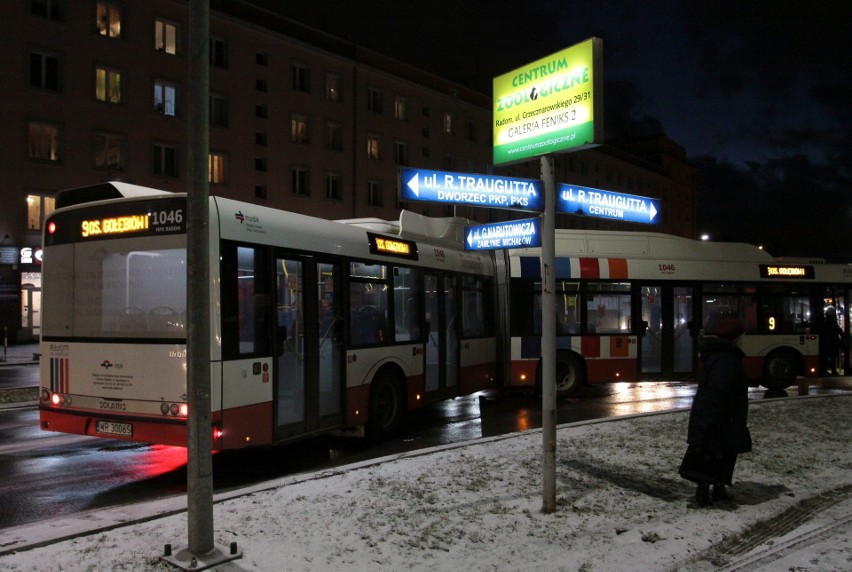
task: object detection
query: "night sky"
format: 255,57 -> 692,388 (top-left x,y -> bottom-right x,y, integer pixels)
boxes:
272,1 -> 852,262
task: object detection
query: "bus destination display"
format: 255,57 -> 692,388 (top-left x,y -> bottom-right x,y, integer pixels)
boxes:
367,232 -> 418,260
759,265 -> 815,280
46,198 -> 187,245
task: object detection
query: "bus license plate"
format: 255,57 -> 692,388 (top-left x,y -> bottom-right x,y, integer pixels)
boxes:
96,420 -> 133,437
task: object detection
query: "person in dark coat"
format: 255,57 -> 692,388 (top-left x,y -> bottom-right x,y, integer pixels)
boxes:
679,314 -> 752,507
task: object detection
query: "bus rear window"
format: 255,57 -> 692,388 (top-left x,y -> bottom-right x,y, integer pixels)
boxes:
43,235 -> 186,339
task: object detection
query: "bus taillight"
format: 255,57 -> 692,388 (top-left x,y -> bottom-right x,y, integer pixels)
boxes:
49,392 -> 70,406
160,402 -> 188,417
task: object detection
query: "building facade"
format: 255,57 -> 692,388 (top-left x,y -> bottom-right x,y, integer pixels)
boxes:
1,0 -> 693,342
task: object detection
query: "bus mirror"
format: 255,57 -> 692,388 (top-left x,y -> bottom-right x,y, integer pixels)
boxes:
640,320 -> 649,334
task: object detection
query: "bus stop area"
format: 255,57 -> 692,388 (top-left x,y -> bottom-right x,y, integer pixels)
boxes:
0,342 -> 40,366
1,393 -> 849,571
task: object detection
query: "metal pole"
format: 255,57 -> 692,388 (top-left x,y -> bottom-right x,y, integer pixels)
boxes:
540,154 -> 557,513
186,0 -> 213,557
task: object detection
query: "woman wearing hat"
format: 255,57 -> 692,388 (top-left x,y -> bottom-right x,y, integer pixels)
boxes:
679,314 -> 752,507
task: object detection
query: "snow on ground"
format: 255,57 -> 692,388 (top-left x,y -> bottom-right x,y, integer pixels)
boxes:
1,396 -> 850,571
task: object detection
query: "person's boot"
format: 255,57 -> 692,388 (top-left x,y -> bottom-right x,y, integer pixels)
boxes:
695,483 -> 712,507
712,485 -> 731,502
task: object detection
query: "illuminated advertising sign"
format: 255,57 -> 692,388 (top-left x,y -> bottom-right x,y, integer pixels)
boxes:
557,184 -> 661,224
464,218 -> 541,251
367,232 -> 419,260
759,265 -> 815,279
493,37 -> 603,165
400,167 -> 542,211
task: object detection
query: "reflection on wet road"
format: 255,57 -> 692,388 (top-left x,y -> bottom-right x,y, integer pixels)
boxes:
0,378 -> 848,530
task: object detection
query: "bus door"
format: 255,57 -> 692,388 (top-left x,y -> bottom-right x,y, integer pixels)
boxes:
424,273 -> 459,395
639,285 -> 695,379
274,256 -> 343,440
821,286 -> 848,376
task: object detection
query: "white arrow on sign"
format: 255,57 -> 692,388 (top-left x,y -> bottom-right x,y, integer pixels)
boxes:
406,172 -> 420,197
650,202 -> 657,221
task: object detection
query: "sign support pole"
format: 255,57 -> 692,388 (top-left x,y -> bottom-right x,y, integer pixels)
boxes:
540,154 -> 557,513
162,1 -> 240,567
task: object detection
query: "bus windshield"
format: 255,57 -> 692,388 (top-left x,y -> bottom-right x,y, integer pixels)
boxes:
43,234 -> 186,339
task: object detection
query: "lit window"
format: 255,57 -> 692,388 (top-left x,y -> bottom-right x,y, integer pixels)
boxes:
27,194 -> 55,230
443,111 -> 454,135
96,3 -> 121,38
155,19 -> 178,54
367,135 -> 381,159
394,96 -> 407,120
28,122 -> 60,162
208,152 -> 226,184
153,80 -> 177,116
291,114 -> 309,143
95,66 -> 122,104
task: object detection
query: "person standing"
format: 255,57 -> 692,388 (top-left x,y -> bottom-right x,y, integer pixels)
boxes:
679,314 -> 752,507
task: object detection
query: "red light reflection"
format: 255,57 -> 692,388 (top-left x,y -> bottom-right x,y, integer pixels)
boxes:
136,445 -> 188,478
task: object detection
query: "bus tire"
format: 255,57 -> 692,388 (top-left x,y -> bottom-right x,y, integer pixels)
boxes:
367,369 -> 405,438
536,352 -> 586,397
763,349 -> 800,390
556,352 -> 586,397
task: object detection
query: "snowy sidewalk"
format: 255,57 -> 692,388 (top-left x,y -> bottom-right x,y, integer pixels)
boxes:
1,396 -> 850,571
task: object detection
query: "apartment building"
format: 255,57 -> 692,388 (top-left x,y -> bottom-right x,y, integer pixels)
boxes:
1,0 -> 693,342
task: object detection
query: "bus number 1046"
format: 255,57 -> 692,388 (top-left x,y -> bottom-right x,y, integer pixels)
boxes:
149,209 -> 184,226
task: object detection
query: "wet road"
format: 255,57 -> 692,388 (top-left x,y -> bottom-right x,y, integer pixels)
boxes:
0,366 -> 849,531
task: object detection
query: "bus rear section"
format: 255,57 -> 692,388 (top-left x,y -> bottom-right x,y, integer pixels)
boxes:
39,192 -> 191,445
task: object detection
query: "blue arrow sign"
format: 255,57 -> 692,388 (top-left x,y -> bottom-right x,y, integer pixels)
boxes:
464,218 -> 542,251
401,168 -> 543,212
557,184 -> 661,224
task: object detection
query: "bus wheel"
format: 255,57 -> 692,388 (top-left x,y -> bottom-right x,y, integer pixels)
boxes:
763,350 -> 799,390
555,353 -> 586,397
367,370 -> 405,438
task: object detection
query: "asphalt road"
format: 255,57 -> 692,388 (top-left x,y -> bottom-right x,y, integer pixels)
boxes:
1,361 -> 849,531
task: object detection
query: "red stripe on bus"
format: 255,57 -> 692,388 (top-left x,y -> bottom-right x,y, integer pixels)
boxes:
608,258 -> 628,279
579,258 -> 600,279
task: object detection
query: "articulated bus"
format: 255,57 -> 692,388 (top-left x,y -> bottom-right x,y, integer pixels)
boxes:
39,182 -> 851,448
39,182 -> 497,449
507,229 -> 851,395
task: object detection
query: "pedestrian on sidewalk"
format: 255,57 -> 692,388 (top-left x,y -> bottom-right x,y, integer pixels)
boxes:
679,313 -> 752,507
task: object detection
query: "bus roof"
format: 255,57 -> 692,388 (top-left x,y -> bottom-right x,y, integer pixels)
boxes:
55,182 -> 172,209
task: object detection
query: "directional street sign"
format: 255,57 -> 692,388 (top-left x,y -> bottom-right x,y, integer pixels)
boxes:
464,217 -> 541,251
557,183 -> 661,224
400,167 -> 543,212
